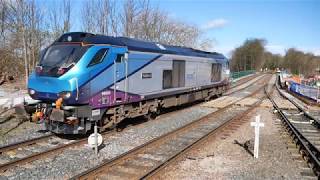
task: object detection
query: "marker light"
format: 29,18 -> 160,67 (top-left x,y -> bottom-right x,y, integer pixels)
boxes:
64,92 -> 71,99
59,91 -> 72,99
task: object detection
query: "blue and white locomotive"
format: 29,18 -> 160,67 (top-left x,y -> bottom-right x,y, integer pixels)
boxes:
25,32 -> 230,134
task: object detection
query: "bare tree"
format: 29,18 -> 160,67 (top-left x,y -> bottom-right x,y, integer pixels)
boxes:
118,0 -> 201,48
121,0 -> 143,37
0,0 -> 7,47
109,0 -> 120,36
81,0 -> 97,33
16,0 -> 30,85
1,0 -> 319,87
82,0 -> 120,35
97,0 -> 110,34
28,0 -> 45,69
198,38 -> 214,51
48,0 -> 71,40
0,0 -> 47,85
63,0 -> 71,32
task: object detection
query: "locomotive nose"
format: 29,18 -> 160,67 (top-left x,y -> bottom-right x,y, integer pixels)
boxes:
28,75 -> 73,101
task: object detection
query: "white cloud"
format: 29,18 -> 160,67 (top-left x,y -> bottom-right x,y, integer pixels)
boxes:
301,48 -> 320,56
202,18 -> 229,30
266,45 -> 320,56
213,46 -> 235,58
265,45 -> 286,55
313,49 -> 320,56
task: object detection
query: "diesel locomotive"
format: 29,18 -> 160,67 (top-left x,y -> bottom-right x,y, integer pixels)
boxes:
23,32 -> 230,134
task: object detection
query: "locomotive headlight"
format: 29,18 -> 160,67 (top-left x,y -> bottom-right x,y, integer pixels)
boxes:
29,89 -> 36,95
59,91 -> 72,99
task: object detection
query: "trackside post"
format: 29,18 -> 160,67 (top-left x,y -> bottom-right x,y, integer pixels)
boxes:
250,115 -> 264,158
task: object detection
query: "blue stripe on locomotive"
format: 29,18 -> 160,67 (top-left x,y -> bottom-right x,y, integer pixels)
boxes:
28,45 -> 160,104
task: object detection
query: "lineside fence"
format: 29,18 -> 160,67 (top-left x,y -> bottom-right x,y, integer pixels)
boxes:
231,70 -> 256,80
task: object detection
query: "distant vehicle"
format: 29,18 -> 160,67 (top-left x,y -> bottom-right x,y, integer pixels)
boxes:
24,32 -> 230,134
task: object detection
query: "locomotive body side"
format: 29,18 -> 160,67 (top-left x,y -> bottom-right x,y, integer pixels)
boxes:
93,52 -> 230,109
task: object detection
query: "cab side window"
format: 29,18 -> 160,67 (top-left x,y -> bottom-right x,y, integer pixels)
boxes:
115,54 -> 123,63
88,48 -> 108,66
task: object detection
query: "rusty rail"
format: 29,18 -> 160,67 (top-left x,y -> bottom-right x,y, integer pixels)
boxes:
71,75 -> 271,180
267,76 -> 320,177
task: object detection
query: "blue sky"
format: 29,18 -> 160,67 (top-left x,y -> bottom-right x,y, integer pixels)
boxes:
152,0 -> 320,56
44,0 -> 320,57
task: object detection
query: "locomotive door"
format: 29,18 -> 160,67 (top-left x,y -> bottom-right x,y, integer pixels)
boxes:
172,60 -> 185,88
211,63 -> 222,82
113,53 -> 129,103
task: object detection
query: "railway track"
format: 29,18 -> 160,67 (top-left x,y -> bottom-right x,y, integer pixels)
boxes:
230,72 -> 259,88
267,76 -> 320,177
71,74 -> 271,180
0,130 -> 121,173
0,107 -> 14,123
0,134 -> 82,173
0,73 -> 267,174
280,89 -> 320,121
0,134 -> 54,154
225,73 -> 265,95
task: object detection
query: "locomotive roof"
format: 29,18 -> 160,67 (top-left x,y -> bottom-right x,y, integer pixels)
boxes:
56,32 -> 228,62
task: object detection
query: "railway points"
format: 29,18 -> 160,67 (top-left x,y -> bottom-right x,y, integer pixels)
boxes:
0,71 -> 318,179
0,0 -> 318,178
71,73 -> 271,180
0,73 -> 264,177
1,72 -> 319,179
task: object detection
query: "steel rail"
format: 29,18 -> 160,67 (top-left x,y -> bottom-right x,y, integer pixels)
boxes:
275,78 -> 319,125
142,88 -> 267,179
230,72 -> 260,88
0,134 -> 53,154
0,108 -> 12,117
0,74 -> 264,174
0,130 -> 116,173
143,78 -> 275,179
71,75 -> 271,180
267,76 -> 320,176
225,73 -> 266,95
0,74 -> 266,174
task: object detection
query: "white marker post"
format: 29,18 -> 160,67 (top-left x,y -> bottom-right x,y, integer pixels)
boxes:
316,81 -> 320,103
94,123 -> 98,155
250,115 -> 264,158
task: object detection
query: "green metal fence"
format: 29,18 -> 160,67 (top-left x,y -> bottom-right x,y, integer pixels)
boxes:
231,70 -> 255,80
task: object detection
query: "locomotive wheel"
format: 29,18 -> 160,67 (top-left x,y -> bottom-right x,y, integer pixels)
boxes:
99,115 -> 116,132
144,106 -> 161,121
144,112 -> 157,121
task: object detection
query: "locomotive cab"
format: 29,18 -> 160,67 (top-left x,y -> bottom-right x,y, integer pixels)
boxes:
26,32 -> 129,134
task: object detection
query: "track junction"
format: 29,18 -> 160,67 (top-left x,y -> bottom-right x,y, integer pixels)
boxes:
1,73 -> 319,179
